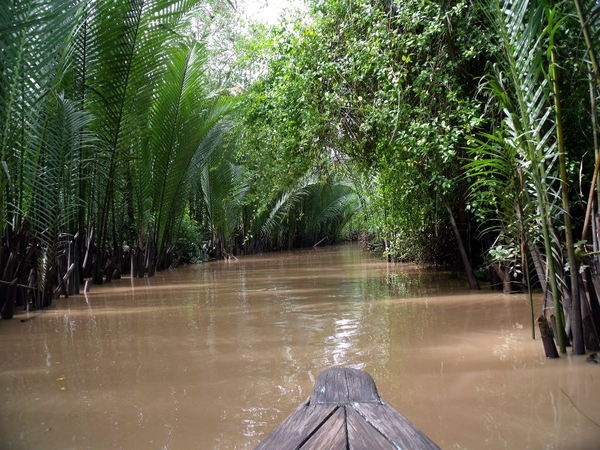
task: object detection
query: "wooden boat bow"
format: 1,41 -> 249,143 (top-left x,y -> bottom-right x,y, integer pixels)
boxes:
255,367 -> 441,450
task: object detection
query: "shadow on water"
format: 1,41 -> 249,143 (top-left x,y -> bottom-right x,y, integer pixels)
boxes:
1,244 -> 599,449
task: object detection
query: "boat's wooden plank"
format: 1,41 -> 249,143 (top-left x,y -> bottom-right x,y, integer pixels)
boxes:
345,368 -> 380,403
255,402 -> 339,450
346,404 -> 397,450
310,367 -> 349,404
255,368 -> 440,450
300,406 -> 347,449
354,402 -> 441,450
310,367 -> 380,404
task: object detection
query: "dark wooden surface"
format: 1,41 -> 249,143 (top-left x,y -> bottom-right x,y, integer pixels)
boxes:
255,367 -> 441,450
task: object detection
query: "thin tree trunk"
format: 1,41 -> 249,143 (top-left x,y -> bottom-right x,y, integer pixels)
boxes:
581,72 -> 599,252
0,251 -> 17,319
522,240 -> 536,339
445,203 -> 480,290
580,270 -> 600,350
538,315 -> 560,358
550,43 -> 584,354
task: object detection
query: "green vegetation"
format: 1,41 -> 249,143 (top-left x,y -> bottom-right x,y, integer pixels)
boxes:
1,0 -> 600,356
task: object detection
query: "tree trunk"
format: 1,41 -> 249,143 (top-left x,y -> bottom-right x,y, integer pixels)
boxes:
538,315 -> 559,358
445,203 -> 480,290
550,41 -> 584,354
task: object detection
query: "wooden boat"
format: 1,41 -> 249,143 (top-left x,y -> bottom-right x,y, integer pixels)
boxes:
256,367 -> 441,449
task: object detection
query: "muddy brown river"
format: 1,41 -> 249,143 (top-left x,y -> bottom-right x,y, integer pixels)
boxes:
1,245 -> 599,449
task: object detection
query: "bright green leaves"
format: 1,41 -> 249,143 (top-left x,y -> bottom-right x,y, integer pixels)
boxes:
0,0 -> 84,234
0,0 -> 241,279
236,0 -> 490,261
467,0 -> 598,350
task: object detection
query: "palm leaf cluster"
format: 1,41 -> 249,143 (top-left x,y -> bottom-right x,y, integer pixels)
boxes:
255,173 -> 360,251
0,0 -> 362,317
0,0 -> 237,316
467,0 -> 600,353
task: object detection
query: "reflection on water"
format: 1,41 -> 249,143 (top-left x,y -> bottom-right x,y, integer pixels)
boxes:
1,244 -> 599,449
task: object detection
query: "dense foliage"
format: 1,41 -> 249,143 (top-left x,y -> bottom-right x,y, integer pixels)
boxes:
240,1 -> 486,265
0,0 -> 236,312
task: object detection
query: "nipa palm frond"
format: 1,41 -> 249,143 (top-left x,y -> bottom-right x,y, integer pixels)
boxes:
484,0 -> 568,349
199,151 -> 244,244
24,92 -> 94,247
573,0 -> 600,82
149,39 -> 234,256
483,0 -> 560,226
0,0 -> 83,232
82,0 -> 200,253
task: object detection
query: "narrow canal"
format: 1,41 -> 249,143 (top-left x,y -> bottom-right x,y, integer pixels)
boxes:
1,245 -> 599,449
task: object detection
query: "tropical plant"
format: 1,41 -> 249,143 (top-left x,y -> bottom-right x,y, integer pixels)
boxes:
0,0 -> 87,315
467,0 -> 600,353
195,132 -> 246,258
80,0 -> 207,281
143,40 -> 235,272
24,93 -> 96,305
0,0 -> 240,315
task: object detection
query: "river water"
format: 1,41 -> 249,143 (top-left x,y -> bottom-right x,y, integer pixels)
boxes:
1,245 -> 599,449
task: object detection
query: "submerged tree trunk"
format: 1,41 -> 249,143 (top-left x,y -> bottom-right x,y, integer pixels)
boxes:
0,250 -> 17,319
490,263 -> 518,293
538,315 -> 560,358
580,270 -> 600,351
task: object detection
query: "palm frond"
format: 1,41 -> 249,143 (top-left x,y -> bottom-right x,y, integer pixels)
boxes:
148,39 -> 234,256
81,0 -> 200,260
199,153 -> 245,246
20,92 -> 94,297
573,0 -> 600,82
481,0 -> 570,349
260,187 -> 307,239
0,0 -> 83,232
24,92 -> 94,243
